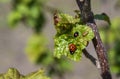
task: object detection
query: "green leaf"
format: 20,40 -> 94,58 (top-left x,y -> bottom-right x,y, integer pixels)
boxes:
25,69 -> 50,79
25,34 -> 48,63
0,68 -> 25,79
0,68 -> 50,79
94,13 -> 111,25
55,13 -> 80,34
17,4 -> 30,16
29,6 -> 40,19
8,11 -> 22,27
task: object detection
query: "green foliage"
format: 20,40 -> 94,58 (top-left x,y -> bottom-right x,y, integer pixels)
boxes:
0,68 -> 50,79
47,58 -> 72,76
25,34 -> 49,63
99,18 -> 120,75
8,0 -> 73,78
25,69 -> 50,79
94,13 -> 111,25
8,0 -> 45,33
25,34 -> 72,76
8,11 -> 22,26
54,13 -> 94,61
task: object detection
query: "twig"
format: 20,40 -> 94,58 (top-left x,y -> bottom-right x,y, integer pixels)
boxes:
76,0 -> 112,79
83,49 -> 100,68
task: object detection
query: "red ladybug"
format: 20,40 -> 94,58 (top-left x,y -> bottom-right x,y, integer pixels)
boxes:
53,12 -> 60,25
74,32 -> 79,37
69,44 -> 77,55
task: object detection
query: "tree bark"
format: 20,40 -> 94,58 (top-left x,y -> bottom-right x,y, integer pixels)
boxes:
76,0 -> 112,79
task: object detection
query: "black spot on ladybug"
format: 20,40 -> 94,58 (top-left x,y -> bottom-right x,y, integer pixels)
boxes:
70,51 -> 74,55
69,44 -> 77,55
74,32 -> 79,37
82,31 -> 89,37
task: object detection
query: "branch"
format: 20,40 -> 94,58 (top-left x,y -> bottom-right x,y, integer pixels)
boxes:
76,0 -> 112,79
87,23 -> 112,79
83,49 -> 100,68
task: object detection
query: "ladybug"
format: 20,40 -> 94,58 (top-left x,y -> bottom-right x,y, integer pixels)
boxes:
53,12 -> 60,25
74,32 -> 79,37
82,31 -> 89,37
69,44 -> 77,55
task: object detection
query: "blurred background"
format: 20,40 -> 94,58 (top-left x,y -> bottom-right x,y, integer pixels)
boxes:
0,0 -> 120,79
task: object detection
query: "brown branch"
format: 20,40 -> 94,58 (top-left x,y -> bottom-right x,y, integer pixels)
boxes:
76,0 -> 112,79
87,23 -> 112,79
82,49 -> 99,67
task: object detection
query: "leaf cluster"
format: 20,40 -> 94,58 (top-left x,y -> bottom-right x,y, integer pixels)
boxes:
54,13 -> 94,61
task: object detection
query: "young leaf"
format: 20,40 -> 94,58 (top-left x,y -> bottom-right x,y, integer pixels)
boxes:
94,13 -> 111,25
